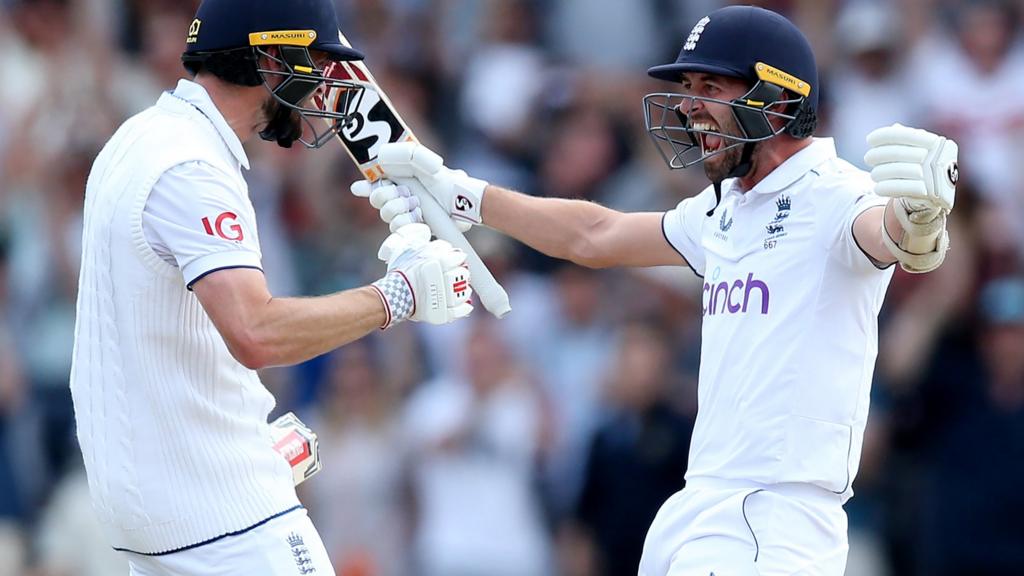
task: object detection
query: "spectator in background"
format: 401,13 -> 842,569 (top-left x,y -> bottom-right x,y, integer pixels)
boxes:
0,226 -> 27,576
4,147 -> 90,517
574,320 -> 693,576
829,2 -> 918,166
403,319 -> 552,576
537,264 -> 616,520
912,276 -> 1024,575
304,341 -> 408,576
455,0 -> 546,195
909,0 -> 1024,249
546,0 -> 662,74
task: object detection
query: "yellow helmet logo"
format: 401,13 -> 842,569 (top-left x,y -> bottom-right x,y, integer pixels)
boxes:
186,19 -> 202,44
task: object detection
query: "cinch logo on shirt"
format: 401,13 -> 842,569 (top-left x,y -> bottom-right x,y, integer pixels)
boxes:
703,272 -> 770,316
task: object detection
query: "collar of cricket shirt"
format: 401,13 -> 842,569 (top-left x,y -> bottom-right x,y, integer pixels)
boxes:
167,79 -> 251,170
748,137 -> 837,195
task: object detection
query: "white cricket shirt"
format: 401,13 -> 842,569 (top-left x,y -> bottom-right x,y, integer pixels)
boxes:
662,138 -> 893,501
71,79 -> 298,554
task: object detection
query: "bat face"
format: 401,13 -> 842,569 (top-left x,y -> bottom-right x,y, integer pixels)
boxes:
319,62 -> 411,179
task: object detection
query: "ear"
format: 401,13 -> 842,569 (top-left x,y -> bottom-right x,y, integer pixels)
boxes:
259,46 -> 285,72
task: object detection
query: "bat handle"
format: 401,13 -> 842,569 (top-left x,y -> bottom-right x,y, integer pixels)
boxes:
404,178 -> 511,318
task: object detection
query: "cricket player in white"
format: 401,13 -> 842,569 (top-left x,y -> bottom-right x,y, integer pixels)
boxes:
70,1 -> 473,574
355,6 -> 959,575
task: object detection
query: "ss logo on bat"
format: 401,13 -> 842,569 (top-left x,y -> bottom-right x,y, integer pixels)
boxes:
339,89 -> 404,164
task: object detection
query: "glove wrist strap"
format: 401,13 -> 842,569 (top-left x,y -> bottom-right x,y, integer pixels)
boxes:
451,175 -> 488,225
371,271 -> 415,329
882,201 -> 949,273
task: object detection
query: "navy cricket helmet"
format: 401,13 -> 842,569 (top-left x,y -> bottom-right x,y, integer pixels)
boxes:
182,0 -> 366,149
643,5 -> 819,174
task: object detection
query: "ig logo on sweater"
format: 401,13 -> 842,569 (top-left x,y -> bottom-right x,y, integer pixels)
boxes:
201,212 -> 244,242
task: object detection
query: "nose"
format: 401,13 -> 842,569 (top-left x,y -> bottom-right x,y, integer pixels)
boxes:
675,95 -> 705,126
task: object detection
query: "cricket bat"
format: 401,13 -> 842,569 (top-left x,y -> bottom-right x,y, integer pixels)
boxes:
316,33 -> 511,319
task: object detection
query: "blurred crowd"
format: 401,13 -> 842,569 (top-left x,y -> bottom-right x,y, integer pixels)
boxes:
0,0 -> 1023,575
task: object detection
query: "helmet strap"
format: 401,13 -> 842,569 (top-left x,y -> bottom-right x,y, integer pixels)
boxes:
706,180 -> 724,217
705,140 -> 755,217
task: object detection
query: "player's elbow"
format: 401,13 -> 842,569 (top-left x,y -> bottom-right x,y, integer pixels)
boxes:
567,235 -> 612,269
568,216 -> 619,269
224,331 -> 275,370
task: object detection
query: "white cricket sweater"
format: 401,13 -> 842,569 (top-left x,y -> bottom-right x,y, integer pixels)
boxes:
70,84 -> 298,554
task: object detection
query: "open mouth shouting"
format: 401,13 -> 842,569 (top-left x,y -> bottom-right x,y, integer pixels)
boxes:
692,121 -> 724,154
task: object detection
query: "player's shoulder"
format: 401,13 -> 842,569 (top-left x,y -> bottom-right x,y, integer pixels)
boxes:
105,104 -> 225,176
804,155 -> 875,209
809,155 -> 873,194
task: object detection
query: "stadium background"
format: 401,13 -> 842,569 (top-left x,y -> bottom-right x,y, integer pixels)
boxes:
1,0 -> 1023,574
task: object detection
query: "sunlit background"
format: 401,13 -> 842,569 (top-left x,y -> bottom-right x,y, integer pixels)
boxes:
1,0 -> 1023,575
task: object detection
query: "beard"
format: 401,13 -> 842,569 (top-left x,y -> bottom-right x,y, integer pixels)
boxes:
258,97 -> 304,148
700,113 -> 749,182
702,142 -> 745,182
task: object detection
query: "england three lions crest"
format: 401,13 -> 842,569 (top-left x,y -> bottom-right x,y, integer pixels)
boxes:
764,195 -> 791,246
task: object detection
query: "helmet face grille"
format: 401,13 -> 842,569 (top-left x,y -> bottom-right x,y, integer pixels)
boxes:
642,82 -> 808,172
255,46 -> 366,149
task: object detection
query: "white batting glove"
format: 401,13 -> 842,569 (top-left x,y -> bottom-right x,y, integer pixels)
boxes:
370,223 -> 473,328
376,142 -> 489,231
351,180 -> 424,233
864,124 -> 959,273
864,123 -> 959,213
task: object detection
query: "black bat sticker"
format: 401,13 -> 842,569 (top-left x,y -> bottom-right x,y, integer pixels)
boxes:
338,88 -> 406,165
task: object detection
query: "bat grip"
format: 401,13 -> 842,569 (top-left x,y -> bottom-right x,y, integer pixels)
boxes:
404,178 -> 511,318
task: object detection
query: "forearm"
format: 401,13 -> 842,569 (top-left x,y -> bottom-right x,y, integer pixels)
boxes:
482,185 -> 616,267
234,287 -> 386,369
853,202 -> 905,266
262,287 -> 386,366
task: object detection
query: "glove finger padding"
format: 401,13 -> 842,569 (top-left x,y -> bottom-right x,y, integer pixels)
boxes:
874,179 -> 928,200
368,182 -> 407,210
864,123 -> 958,213
380,195 -> 421,224
867,124 -> 940,149
389,210 -> 424,233
421,240 -> 465,265
378,141 -> 444,179
378,222 -> 432,263
870,162 -> 925,182
350,179 -> 373,198
863,144 -> 927,167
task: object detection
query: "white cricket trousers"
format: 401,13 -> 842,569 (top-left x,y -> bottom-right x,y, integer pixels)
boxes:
124,507 -> 335,575
638,478 -> 848,576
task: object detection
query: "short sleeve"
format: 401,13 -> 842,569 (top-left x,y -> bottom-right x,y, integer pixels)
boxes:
661,185 -> 716,276
819,175 -> 890,273
143,161 -> 262,288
